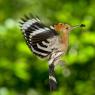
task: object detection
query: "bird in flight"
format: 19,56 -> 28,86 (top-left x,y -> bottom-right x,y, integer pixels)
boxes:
19,14 -> 85,91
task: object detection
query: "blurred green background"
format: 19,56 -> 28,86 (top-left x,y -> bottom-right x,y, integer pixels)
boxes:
0,0 -> 95,95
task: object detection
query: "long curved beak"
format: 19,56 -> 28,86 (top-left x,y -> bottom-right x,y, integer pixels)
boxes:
70,24 -> 85,31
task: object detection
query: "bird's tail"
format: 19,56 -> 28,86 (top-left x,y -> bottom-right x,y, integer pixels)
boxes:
48,51 -> 64,91
49,64 -> 57,91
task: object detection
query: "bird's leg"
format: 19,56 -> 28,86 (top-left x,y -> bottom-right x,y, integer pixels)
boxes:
58,60 -> 66,68
58,60 -> 71,77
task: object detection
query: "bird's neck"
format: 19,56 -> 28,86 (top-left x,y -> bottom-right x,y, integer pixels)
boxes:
60,31 -> 69,52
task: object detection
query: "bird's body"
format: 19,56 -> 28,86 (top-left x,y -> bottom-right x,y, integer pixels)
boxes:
20,17 -> 69,59
19,15 -> 85,91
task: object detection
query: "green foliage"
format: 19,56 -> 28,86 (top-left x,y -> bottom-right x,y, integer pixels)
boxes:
0,0 -> 95,95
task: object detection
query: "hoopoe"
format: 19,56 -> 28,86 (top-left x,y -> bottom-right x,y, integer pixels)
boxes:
19,15 -> 85,91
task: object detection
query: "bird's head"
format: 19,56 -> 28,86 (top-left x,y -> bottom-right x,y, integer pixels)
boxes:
54,23 -> 85,34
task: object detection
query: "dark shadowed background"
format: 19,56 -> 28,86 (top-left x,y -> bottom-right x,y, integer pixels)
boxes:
0,0 -> 95,95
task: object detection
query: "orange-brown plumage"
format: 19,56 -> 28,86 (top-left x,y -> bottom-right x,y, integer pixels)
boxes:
54,23 -> 65,32
54,23 -> 70,53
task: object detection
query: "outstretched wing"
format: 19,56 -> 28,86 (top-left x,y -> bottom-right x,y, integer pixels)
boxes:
19,15 -> 58,58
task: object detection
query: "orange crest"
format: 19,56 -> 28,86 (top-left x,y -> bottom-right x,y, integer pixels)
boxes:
54,23 -> 64,32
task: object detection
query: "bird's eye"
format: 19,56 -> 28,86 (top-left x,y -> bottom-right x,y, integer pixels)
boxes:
66,27 -> 69,29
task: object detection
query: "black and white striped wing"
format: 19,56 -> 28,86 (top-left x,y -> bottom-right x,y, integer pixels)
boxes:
19,16 -> 58,58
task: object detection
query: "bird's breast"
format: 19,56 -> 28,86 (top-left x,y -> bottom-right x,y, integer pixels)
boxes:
48,36 -> 68,53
